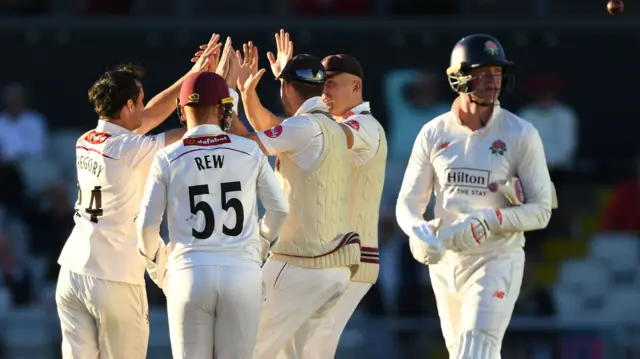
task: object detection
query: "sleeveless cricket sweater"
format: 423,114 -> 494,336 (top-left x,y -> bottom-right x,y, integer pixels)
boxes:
349,117 -> 387,284
270,110 -> 361,275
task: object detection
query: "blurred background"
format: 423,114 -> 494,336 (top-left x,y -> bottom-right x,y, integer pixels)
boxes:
0,0 -> 639,358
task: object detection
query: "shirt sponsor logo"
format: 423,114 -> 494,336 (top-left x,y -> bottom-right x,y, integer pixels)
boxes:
184,135 -> 231,147
84,131 -> 111,144
264,125 -> 283,138
445,168 -> 490,189
444,168 -> 491,196
438,141 -> 450,150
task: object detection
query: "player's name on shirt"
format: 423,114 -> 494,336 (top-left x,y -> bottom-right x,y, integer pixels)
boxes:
77,155 -> 105,177
194,155 -> 224,171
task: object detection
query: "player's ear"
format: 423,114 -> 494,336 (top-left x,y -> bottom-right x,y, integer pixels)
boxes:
353,80 -> 361,93
126,99 -> 135,112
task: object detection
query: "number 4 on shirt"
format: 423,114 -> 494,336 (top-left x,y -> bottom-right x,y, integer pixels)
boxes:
77,183 -> 104,223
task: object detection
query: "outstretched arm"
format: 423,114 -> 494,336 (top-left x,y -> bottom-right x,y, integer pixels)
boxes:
135,34 -> 222,135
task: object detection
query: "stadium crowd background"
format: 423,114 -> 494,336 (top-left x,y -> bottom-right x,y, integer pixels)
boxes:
0,0 -> 638,358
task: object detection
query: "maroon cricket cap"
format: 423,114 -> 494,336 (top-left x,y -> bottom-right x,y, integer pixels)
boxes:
179,72 -> 233,107
322,54 -> 364,79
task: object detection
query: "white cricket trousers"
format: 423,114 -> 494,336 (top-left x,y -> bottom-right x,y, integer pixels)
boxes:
254,259 -> 351,359
165,264 -> 263,359
303,281 -> 372,359
55,268 -> 149,359
429,248 -> 525,356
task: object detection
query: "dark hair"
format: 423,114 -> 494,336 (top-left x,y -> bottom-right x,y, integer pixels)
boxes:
286,80 -> 323,101
88,64 -> 145,119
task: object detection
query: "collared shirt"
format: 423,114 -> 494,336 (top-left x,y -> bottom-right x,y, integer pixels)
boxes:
256,97 -> 328,171
396,105 -> 553,253
137,124 -> 288,271
58,120 -> 165,285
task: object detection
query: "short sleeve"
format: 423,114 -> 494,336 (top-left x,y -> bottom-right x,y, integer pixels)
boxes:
120,133 -> 166,172
343,115 -> 380,153
255,116 -> 315,156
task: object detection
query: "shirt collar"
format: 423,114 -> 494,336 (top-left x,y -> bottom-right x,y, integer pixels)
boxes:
295,96 -> 328,116
185,124 -> 223,137
341,102 -> 371,120
96,120 -> 133,135
451,98 -> 503,133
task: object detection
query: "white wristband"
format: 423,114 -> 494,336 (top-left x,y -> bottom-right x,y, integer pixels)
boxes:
228,88 -> 239,113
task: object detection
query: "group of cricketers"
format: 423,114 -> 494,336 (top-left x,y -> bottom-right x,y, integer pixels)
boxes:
54,27 -> 553,359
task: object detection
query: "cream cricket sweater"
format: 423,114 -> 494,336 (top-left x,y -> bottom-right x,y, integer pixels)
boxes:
270,110 -> 361,275
349,119 -> 387,284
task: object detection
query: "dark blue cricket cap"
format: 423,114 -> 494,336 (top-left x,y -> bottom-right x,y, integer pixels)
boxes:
278,54 -> 327,85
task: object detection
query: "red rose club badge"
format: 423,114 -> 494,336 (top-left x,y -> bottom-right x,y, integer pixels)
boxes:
484,41 -> 500,56
490,139 -> 507,156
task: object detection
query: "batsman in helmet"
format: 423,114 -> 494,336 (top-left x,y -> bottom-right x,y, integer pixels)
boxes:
396,34 -> 554,358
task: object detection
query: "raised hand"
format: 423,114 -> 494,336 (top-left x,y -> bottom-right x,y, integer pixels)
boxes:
190,33 -> 221,73
266,29 -> 294,79
215,37 -> 234,80
225,47 -> 242,90
236,41 -> 259,88
238,68 -> 266,94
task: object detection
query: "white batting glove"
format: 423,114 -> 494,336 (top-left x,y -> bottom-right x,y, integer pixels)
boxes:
438,209 -> 503,252
139,238 -> 168,290
409,219 -> 445,265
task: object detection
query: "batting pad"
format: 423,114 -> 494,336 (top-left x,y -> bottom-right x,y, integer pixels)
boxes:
453,330 -> 500,359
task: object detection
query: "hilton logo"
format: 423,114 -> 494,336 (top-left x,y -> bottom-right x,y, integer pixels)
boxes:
444,168 -> 491,189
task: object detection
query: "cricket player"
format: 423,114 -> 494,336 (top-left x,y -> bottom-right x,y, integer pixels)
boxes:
229,49 -> 361,359
395,34 -> 553,358
55,35 -> 221,359
137,72 -> 289,359
304,54 -> 387,359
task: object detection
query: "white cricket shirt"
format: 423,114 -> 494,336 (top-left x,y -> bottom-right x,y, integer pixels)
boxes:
338,102 -> 381,166
137,124 -> 288,272
256,97 -> 328,170
58,120 -> 166,285
396,105 -> 553,254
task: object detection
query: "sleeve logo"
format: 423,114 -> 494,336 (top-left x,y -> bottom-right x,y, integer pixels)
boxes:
344,119 -> 360,131
265,125 -> 283,138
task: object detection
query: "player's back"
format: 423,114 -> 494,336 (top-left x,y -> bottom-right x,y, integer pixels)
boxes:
58,121 -> 165,285
161,130 -> 264,271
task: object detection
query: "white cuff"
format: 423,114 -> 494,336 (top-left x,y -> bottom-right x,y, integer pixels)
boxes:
229,88 -> 240,113
480,208 -> 503,234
